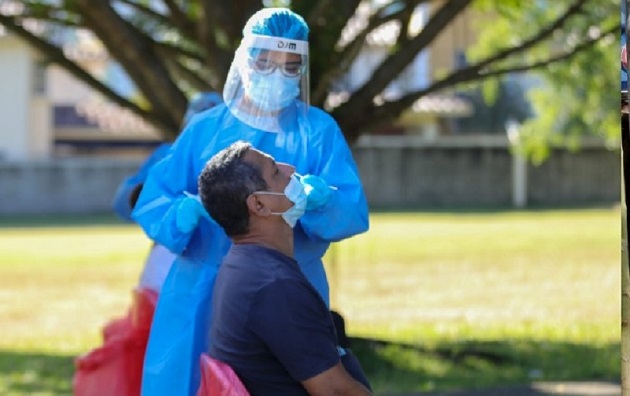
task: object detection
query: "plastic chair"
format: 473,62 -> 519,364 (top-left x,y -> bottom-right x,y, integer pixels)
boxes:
196,353 -> 250,396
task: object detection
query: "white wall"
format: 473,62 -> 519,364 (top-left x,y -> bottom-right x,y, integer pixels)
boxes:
28,95 -> 51,158
48,62 -> 102,104
0,140 -> 619,215
0,35 -> 31,160
0,35 -> 51,161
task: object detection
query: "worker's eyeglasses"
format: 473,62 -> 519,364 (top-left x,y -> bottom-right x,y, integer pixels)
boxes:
248,58 -> 304,78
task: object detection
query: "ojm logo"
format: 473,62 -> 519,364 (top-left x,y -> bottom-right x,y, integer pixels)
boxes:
277,41 -> 297,51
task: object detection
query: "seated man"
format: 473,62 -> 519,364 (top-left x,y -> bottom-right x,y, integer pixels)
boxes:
198,141 -> 372,396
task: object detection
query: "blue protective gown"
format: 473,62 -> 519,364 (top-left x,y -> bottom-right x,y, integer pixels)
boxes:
132,102 -> 369,396
112,142 -> 172,221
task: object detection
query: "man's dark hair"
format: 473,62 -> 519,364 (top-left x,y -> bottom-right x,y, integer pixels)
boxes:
198,141 -> 268,236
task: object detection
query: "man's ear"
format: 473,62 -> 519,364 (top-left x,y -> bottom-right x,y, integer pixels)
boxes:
246,194 -> 270,217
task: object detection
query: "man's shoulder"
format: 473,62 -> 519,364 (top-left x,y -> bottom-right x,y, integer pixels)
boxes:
227,244 -> 291,262
222,245 -> 301,285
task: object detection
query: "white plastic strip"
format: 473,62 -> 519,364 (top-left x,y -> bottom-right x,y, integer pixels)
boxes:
242,34 -> 309,55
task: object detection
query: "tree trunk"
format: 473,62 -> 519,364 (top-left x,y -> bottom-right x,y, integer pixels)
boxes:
623,4 -> 630,393
622,121 -> 629,395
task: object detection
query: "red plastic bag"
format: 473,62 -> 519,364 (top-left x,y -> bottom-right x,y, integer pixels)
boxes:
73,288 -> 158,396
196,354 -> 250,396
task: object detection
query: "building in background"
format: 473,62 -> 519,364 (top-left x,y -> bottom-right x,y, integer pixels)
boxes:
0,34 -> 51,161
328,1 -> 474,139
0,1 -> 535,160
50,30 -> 160,156
0,27 -> 160,161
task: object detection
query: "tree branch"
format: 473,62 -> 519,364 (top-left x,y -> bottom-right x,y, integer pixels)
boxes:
167,58 -> 215,92
116,0 -> 171,26
395,0 -> 415,47
344,22 -> 616,142
73,0 -> 186,132
335,0 -> 473,122
0,13 -> 172,131
18,4 -> 82,27
307,0 -> 362,103
335,0 -> 592,141
161,0 -> 198,40
198,1 -> 259,88
116,0 -> 200,55
312,0 -> 422,103
480,25 -> 616,78
472,0 -> 589,73
154,41 -> 205,64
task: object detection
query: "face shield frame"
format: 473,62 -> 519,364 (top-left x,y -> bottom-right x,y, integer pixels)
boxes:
223,34 -> 310,132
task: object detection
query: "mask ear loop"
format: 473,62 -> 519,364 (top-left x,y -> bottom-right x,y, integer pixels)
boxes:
248,192 -> 284,217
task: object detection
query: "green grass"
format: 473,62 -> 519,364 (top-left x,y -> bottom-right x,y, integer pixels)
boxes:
0,208 -> 620,395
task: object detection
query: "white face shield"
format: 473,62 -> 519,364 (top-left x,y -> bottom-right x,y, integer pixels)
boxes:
223,34 -> 309,132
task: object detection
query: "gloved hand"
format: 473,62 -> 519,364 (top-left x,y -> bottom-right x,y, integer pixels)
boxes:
300,174 -> 333,211
175,195 -> 210,233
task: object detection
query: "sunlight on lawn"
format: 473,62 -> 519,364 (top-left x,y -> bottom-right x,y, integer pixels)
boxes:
0,226 -> 149,353
325,209 -> 619,344
0,208 -> 619,351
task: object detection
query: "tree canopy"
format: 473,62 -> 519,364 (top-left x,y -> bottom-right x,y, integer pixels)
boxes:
0,0 -> 616,145
468,0 -> 618,163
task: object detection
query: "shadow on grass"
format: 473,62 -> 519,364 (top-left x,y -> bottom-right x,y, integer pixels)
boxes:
0,351 -> 75,396
0,337 -> 619,396
0,214 -> 125,228
348,337 -> 619,395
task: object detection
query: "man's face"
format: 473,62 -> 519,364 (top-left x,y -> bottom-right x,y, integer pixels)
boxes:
243,148 -> 295,211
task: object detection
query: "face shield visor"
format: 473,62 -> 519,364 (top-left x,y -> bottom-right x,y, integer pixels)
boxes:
223,34 -> 309,132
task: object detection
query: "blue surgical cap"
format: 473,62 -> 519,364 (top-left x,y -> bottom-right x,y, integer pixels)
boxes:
244,8 -> 309,41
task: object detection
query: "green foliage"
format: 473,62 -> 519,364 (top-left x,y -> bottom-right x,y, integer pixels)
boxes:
0,352 -> 75,396
519,34 -> 618,164
469,0 -> 619,163
263,0 -> 291,7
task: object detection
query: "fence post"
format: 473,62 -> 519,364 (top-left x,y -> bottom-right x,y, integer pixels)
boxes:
506,119 -> 527,208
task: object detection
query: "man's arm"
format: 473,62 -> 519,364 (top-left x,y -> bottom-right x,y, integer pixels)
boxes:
301,361 -> 372,396
249,279 -> 372,394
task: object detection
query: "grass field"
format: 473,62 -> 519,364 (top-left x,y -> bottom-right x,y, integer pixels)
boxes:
0,208 -> 620,395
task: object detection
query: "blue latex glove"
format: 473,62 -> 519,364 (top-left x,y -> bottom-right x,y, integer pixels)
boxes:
300,174 -> 333,211
175,195 -> 210,233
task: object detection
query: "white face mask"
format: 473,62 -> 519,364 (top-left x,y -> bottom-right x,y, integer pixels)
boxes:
253,174 -> 307,228
245,69 -> 300,112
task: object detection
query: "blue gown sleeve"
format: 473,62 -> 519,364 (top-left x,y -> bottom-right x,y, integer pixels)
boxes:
112,143 -> 172,221
131,131 -> 201,254
298,115 -> 369,242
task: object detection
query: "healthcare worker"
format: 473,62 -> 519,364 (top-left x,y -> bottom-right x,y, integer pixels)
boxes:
132,7 -> 369,396
112,91 -> 223,291
112,91 -> 223,223
73,92 -> 223,396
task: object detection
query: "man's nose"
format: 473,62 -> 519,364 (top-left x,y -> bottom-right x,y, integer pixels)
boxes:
277,162 -> 295,176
